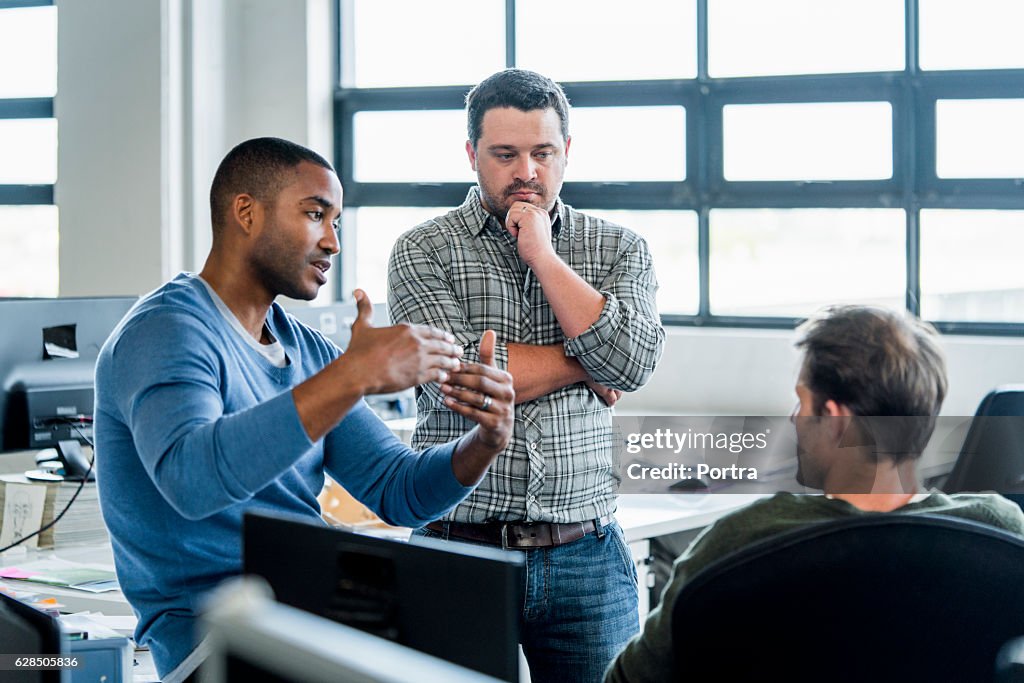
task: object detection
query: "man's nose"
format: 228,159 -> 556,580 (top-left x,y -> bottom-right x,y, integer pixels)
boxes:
321,223 -> 341,255
514,155 -> 537,181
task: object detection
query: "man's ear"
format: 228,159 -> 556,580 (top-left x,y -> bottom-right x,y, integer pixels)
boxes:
821,399 -> 852,418
564,135 -> 571,163
466,140 -> 478,172
823,399 -> 857,445
233,194 -> 257,236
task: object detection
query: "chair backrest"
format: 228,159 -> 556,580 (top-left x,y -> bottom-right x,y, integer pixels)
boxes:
671,515 -> 1024,682
944,385 -> 1024,498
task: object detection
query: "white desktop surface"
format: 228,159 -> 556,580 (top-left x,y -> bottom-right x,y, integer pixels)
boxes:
616,493 -> 767,543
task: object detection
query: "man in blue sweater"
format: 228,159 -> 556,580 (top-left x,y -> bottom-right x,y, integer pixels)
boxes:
94,137 -> 515,681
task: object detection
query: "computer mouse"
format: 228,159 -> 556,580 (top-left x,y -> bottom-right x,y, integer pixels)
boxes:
669,478 -> 710,492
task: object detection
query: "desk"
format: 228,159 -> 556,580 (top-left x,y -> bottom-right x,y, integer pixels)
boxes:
0,542 -> 158,682
615,493 -> 767,620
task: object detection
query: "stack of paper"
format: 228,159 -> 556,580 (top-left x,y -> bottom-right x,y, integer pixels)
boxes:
0,475 -> 109,549
51,481 -> 108,547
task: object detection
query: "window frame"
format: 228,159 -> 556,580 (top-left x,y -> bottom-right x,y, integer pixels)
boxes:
334,0 -> 1024,336
0,0 -> 54,206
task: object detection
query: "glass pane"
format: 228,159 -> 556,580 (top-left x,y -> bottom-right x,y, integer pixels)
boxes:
351,207 -> 450,303
0,205 -> 59,297
0,6 -> 57,98
578,210 -> 698,315
936,99 -> 1024,179
723,102 -> 892,181
516,0 -> 696,81
709,0 -> 903,77
920,0 -> 1024,71
710,209 -> 905,317
353,110 -> 470,182
351,0 -> 504,87
920,210 -> 1024,323
0,119 -> 58,184
570,107 -> 685,181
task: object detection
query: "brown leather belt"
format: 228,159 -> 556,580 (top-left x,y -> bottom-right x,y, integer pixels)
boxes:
425,514 -> 614,549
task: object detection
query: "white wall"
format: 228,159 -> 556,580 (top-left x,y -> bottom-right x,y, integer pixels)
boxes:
622,326 -> 1024,418
55,0 -> 334,298
52,1 -> 1024,417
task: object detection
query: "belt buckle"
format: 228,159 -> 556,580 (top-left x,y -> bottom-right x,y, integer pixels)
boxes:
500,523 -> 510,550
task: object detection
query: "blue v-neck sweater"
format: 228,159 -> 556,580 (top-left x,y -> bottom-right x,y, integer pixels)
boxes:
94,273 -> 471,677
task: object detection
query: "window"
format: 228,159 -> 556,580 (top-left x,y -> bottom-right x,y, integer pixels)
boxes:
935,99 -> 1024,179
919,0 -> 1024,71
0,1 -> 58,297
708,0 -> 904,78
723,102 -> 892,182
709,209 -> 905,317
336,0 -> 1024,334
920,210 -> 1024,323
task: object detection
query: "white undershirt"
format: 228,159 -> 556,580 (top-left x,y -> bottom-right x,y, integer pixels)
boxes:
197,276 -> 289,368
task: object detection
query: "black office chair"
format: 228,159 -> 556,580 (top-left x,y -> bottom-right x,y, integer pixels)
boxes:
671,515 -> 1024,682
944,385 -> 1024,509
997,636 -> 1024,683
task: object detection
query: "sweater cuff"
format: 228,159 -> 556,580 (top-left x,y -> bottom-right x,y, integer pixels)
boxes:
415,439 -> 474,514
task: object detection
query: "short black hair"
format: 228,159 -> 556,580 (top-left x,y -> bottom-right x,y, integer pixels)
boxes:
796,305 -> 948,459
465,69 -> 570,148
209,137 -> 333,234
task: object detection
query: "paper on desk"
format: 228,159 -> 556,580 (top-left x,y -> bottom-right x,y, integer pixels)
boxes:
0,482 -> 47,550
61,612 -> 130,640
0,557 -> 119,592
65,612 -> 137,638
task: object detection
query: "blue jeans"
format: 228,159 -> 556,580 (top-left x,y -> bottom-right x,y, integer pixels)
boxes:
415,520 -> 639,683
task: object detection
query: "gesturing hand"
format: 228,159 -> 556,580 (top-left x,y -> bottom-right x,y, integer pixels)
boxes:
440,330 -> 514,451
344,289 -> 463,395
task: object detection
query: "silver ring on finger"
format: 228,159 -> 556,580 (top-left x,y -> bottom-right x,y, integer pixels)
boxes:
480,395 -> 493,411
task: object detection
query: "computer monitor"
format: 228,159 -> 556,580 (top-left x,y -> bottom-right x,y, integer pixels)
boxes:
200,577 -> 501,683
285,300 -> 389,351
286,302 -> 414,420
0,297 -> 136,455
242,512 -> 525,682
0,591 -> 66,683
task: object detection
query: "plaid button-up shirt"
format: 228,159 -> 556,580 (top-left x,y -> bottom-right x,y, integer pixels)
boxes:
387,188 -> 665,523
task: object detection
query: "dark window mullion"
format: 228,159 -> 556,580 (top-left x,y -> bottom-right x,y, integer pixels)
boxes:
0,98 -> 53,119
902,0 -> 922,316
0,185 -> 54,204
505,0 -> 515,68
0,0 -> 53,9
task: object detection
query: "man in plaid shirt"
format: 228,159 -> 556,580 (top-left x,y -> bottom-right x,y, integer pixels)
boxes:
387,68 -> 665,682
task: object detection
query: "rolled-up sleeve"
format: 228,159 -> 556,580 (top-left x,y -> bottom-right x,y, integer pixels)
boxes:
564,233 -> 664,392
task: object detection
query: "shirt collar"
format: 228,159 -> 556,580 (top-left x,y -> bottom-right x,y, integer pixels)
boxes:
461,186 -> 566,239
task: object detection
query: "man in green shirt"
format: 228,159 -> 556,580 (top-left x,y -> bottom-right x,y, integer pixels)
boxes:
605,305 -> 1024,683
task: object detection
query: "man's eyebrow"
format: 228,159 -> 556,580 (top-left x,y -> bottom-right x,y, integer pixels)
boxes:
486,143 -> 557,152
301,195 -> 336,210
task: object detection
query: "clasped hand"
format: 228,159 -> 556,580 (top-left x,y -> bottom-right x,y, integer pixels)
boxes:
504,201 -> 555,268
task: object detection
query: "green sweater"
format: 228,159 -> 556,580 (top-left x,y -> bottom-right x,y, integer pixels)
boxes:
604,492 -> 1024,683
